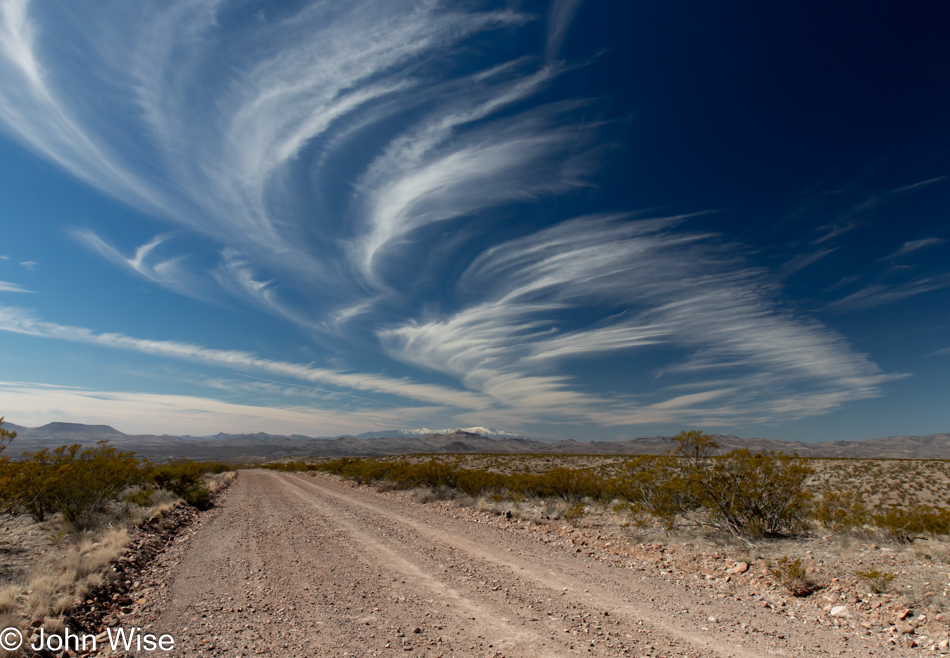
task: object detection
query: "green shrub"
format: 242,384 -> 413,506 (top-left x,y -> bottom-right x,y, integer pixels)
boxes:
872,505 -> 950,543
455,469 -> 508,497
183,486 -> 213,510
151,460 -> 229,509
563,502 -> 586,524
814,490 -> 870,533
6,441 -> 144,525
769,556 -> 820,597
124,486 -> 154,507
855,569 -> 896,594
673,431 -> 813,538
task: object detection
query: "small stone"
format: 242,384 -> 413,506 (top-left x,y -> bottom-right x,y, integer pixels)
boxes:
830,606 -> 851,618
734,562 -> 749,574
707,616 -> 718,623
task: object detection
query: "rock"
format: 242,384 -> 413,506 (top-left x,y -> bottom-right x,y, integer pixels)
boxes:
733,562 -> 749,574
829,606 -> 851,618
896,608 -> 912,620
896,622 -> 916,635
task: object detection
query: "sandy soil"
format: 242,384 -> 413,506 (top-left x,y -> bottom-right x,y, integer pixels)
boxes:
110,470 -> 917,657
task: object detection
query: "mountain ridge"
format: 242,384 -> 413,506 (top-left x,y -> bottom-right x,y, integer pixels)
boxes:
2,422 -> 949,461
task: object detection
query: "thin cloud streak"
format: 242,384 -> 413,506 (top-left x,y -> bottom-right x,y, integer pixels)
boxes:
0,305 -> 492,411
545,0 -> 583,63
73,229 -> 209,300
0,279 -> 31,292
827,274 -> 950,310
0,380 -> 419,436
886,237 -> 945,259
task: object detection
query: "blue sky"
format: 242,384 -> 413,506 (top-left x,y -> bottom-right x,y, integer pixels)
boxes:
0,0 -> 948,441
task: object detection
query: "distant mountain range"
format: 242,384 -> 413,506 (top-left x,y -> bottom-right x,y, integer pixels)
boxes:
2,422 -> 949,461
355,427 -> 532,439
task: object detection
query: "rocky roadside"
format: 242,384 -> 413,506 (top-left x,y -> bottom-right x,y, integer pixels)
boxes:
375,485 -> 950,655
16,477 -> 236,658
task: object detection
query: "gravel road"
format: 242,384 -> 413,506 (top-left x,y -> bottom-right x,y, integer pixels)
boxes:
116,470 -> 904,657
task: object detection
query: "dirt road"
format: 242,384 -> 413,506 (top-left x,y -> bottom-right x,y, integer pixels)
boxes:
118,471 -> 901,657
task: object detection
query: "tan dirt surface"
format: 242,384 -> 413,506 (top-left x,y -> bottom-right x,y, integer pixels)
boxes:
113,471 -> 908,657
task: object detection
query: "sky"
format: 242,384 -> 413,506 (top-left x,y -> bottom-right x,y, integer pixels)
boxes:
0,0 -> 948,442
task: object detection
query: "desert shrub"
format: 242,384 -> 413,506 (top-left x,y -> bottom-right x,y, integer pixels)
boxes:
673,431 -> 813,538
8,442 -> 144,524
124,486 -> 154,507
814,490 -> 870,533
152,460 -> 229,509
384,459 -> 460,489
263,461 -> 316,472
541,467 -> 599,504
872,505 -> 950,543
455,469 -> 508,497
563,502 -> 586,524
339,459 -> 393,485
701,449 -> 813,537
613,456 -> 699,530
855,569 -> 897,594
768,556 -> 821,597
183,486 -> 213,510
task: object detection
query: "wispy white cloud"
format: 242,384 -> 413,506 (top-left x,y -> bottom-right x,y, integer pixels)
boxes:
827,274 -> 950,310
778,247 -> 836,277
546,0 -> 583,63
886,237 -> 945,259
0,1 -> 586,312
0,305 -> 493,411
0,279 -> 31,292
18,260 -> 35,270
814,175 -> 948,245
73,229 -> 209,299
381,214 -> 893,424
0,380 -> 422,437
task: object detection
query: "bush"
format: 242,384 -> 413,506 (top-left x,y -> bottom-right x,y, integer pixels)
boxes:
183,486 -> 213,510
814,490 -> 870,533
855,569 -> 896,594
5,441 -> 144,525
151,460 -> 230,509
613,456 -> 700,530
124,486 -> 154,507
455,469 -> 508,497
872,505 -> 950,543
769,556 -> 821,597
673,431 -> 813,538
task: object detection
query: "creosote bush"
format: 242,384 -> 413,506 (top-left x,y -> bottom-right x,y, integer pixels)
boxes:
150,461 -> 231,510
855,569 -> 897,594
769,556 -> 821,597
302,431 -> 815,539
3,441 -> 142,526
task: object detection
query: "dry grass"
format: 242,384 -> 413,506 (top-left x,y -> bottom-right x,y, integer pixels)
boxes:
22,527 -> 129,621
0,612 -> 21,658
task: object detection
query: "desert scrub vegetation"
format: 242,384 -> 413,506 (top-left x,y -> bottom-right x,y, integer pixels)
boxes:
0,418 -> 236,648
297,431 -> 815,540
291,430 -> 950,546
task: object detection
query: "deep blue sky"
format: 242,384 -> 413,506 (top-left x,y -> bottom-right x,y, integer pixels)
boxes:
0,0 -> 948,441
